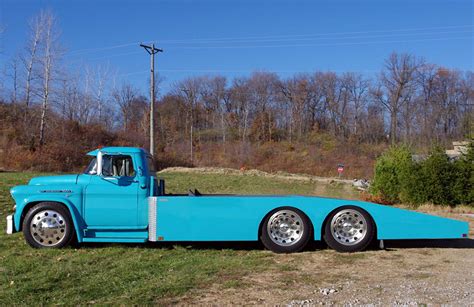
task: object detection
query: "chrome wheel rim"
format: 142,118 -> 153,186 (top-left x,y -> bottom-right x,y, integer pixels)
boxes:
30,210 -> 67,246
267,209 -> 304,246
330,209 -> 367,246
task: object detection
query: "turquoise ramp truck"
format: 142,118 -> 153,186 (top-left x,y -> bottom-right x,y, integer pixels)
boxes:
5,147 -> 469,253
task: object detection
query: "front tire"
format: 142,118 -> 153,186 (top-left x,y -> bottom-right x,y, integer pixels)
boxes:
323,206 -> 375,253
22,202 -> 75,248
260,207 -> 312,253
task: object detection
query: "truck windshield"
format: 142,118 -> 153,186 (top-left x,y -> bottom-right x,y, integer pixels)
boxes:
83,158 -> 98,175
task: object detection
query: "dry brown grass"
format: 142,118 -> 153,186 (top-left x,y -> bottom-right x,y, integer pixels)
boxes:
398,203 -> 474,214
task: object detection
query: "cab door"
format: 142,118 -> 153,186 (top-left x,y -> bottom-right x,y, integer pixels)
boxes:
84,154 -> 142,228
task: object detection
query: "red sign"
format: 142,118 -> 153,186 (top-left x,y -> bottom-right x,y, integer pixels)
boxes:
337,167 -> 344,173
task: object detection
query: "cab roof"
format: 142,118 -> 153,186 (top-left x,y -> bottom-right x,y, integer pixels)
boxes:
87,147 -> 150,156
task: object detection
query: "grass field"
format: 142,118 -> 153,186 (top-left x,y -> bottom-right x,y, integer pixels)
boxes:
1,171 -> 472,305
0,170 -> 361,305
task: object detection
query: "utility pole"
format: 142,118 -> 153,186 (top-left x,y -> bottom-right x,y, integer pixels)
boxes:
140,43 -> 163,157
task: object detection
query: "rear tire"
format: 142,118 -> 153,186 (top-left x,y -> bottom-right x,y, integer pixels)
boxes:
260,207 -> 312,253
323,206 -> 375,253
22,202 -> 75,248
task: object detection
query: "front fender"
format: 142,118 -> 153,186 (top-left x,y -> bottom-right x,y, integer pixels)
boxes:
14,195 -> 85,242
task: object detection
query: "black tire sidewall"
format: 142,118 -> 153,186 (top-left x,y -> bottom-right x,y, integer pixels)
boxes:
22,202 -> 75,248
323,205 -> 375,253
260,207 -> 312,253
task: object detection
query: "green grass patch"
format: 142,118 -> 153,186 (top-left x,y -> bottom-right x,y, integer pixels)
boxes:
159,172 -> 361,199
0,171 -> 359,304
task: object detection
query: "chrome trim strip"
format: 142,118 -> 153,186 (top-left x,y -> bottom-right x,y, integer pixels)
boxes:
6,214 -> 14,235
148,197 -> 157,242
40,190 -> 72,193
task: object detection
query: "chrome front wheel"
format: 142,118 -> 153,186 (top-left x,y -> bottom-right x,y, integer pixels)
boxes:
29,210 -> 67,247
23,202 -> 74,248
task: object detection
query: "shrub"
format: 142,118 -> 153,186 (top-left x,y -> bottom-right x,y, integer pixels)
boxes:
419,147 -> 457,205
371,142 -> 474,206
453,142 -> 474,205
370,145 -> 413,204
399,161 -> 426,205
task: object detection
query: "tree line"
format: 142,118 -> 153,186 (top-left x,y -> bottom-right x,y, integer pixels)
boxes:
156,54 -> 472,160
0,10 -> 472,175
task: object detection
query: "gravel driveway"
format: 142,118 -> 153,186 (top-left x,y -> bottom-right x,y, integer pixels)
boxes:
179,213 -> 474,305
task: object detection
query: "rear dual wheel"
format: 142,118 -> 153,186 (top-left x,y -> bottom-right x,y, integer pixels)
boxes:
260,207 -> 312,253
261,206 -> 375,253
323,206 -> 375,253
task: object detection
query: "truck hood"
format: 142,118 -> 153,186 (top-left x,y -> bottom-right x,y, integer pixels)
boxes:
29,174 -> 79,185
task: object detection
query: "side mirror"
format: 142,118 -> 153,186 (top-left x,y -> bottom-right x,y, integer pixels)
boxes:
97,150 -> 103,176
138,166 -> 147,189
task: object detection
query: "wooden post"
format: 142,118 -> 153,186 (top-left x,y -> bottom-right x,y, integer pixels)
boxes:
140,43 -> 163,156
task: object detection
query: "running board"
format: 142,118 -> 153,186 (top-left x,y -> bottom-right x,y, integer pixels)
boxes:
82,237 -> 147,243
83,229 -> 148,240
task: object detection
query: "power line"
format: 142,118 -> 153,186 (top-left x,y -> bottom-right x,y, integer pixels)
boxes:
73,35 -> 473,65
69,42 -> 139,55
118,67 -> 473,78
67,24 -> 473,56
156,29 -> 474,46
158,27 -> 474,44
167,36 -> 472,50
69,51 -> 142,65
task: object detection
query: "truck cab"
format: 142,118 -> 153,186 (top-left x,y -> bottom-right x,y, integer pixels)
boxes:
7,147 -> 160,247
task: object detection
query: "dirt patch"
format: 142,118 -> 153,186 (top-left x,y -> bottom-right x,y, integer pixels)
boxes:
178,214 -> 474,305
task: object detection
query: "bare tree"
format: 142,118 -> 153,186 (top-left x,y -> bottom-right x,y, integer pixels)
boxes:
112,83 -> 139,131
228,77 -> 252,142
58,76 -> 81,121
38,10 -> 62,146
83,64 -> 113,124
6,57 -> 20,103
21,14 -> 45,119
247,72 -> 279,142
416,63 -> 438,144
343,73 -> 370,139
279,74 -> 320,142
306,72 -> 326,132
372,53 -> 420,144
200,76 -> 228,143
432,69 -> 465,140
361,103 -> 386,143
175,77 -> 204,135
320,72 -> 351,138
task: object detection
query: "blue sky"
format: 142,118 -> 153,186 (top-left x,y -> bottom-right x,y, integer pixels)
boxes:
1,0 -> 472,94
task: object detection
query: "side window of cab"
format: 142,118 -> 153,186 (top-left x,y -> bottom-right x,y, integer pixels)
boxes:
102,155 -> 136,177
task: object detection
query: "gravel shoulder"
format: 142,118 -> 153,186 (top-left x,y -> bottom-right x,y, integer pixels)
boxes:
179,213 -> 474,305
